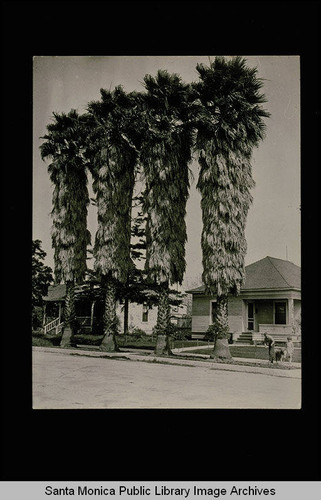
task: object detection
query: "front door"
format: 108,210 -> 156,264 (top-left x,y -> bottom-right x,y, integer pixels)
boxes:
247,302 -> 255,330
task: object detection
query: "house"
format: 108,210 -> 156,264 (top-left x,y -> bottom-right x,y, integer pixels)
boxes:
186,256 -> 301,343
42,283 -> 188,335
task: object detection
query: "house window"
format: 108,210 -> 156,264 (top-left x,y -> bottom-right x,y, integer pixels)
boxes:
142,303 -> 149,322
275,301 -> 287,324
211,301 -> 217,324
247,302 -> 254,331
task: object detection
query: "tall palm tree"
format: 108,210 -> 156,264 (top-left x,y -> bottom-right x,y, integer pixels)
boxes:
194,56 -> 269,360
140,70 -> 194,355
85,87 -> 142,351
40,110 -> 91,347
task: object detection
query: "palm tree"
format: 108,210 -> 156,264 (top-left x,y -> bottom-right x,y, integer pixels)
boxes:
140,70 -> 194,355
85,87 -> 142,351
40,110 -> 91,347
194,56 -> 269,360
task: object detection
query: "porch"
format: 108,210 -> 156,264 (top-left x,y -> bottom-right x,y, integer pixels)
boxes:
242,297 -> 301,344
43,298 -> 103,336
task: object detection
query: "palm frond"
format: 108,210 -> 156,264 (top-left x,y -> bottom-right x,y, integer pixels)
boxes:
194,56 -> 269,296
140,71 -> 194,286
40,109 -> 91,284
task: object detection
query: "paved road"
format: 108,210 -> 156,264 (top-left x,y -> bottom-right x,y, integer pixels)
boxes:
32,349 -> 301,409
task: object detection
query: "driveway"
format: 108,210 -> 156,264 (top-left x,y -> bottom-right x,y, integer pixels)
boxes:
32,348 -> 301,409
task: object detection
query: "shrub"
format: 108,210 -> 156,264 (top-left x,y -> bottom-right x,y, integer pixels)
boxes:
32,331 -> 61,347
32,306 -> 43,329
32,336 -> 55,347
128,327 -> 147,339
45,334 -> 62,346
171,326 -> 191,340
152,323 -> 191,340
204,324 -> 217,341
32,327 -> 45,337
204,313 -> 230,341
204,325 -> 233,344
292,314 -> 301,336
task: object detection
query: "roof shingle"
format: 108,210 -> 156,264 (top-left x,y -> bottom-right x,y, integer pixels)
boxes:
43,284 -> 66,302
186,256 -> 301,293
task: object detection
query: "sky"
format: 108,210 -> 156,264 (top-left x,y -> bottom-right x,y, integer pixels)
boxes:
33,55 -> 300,289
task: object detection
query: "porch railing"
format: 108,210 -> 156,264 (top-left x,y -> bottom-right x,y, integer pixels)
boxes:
254,325 -> 301,344
44,317 -> 64,335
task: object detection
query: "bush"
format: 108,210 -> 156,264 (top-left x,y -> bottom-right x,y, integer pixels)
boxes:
171,327 -> 191,340
45,334 -> 62,346
32,336 -> 55,347
151,323 -> 191,340
91,318 -> 104,335
32,306 -> 43,330
204,324 -> 216,341
204,320 -> 230,341
127,327 -> 147,339
32,331 -> 61,347
32,327 -> 44,337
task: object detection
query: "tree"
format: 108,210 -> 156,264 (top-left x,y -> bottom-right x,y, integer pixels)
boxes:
40,110 -> 91,347
140,70 -> 194,355
32,240 -> 53,328
121,190 -> 146,335
118,190 -> 185,334
194,56 -> 269,360
85,86 -> 142,351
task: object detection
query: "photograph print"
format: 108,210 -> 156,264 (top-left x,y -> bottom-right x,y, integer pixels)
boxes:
32,55 -> 301,410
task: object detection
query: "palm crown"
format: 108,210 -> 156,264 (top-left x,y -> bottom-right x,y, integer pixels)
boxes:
140,70 -> 194,286
86,86 -> 142,283
194,57 -> 270,296
40,110 -> 91,284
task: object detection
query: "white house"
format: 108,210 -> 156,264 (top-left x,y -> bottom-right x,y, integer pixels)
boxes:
186,256 -> 301,343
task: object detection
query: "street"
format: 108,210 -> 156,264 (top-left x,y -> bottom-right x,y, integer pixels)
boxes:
32,349 -> 301,409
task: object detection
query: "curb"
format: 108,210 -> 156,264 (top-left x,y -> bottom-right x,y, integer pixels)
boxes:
33,346 -> 301,379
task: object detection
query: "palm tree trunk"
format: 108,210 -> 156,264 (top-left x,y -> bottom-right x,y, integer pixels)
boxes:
100,276 -> 119,352
210,295 -> 232,361
60,280 -> 76,348
155,283 -> 172,356
123,296 -> 129,335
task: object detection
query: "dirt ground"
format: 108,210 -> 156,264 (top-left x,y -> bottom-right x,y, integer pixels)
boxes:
32,349 -> 301,409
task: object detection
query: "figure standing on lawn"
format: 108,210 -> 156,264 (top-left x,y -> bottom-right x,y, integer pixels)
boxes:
263,333 -> 275,363
286,336 -> 294,363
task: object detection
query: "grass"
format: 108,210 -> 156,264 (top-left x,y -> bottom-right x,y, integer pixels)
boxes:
32,339 -> 300,371
31,333 -> 213,357
32,333 -> 301,365
32,336 -> 58,347
172,340 -> 210,349
183,345 -> 301,363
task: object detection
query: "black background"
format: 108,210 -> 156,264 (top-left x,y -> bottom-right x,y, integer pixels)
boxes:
1,0 -> 320,482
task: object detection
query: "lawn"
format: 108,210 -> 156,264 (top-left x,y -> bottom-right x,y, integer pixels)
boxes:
183,345 -> 301,363
32,332 -> 208,350
32,334 -> 301,363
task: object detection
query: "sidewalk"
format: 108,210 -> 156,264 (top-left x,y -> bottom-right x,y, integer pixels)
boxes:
33,346 -> 301,379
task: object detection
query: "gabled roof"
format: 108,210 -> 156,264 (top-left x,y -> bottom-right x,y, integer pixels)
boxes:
43,283 -> 99,302
43,284 -> 66,302
43,284 -> 174,302
186,256 -> 301,294
242,256 -> 301,290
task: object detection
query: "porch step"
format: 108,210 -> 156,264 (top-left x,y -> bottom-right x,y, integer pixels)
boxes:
236,331 -> 253,344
